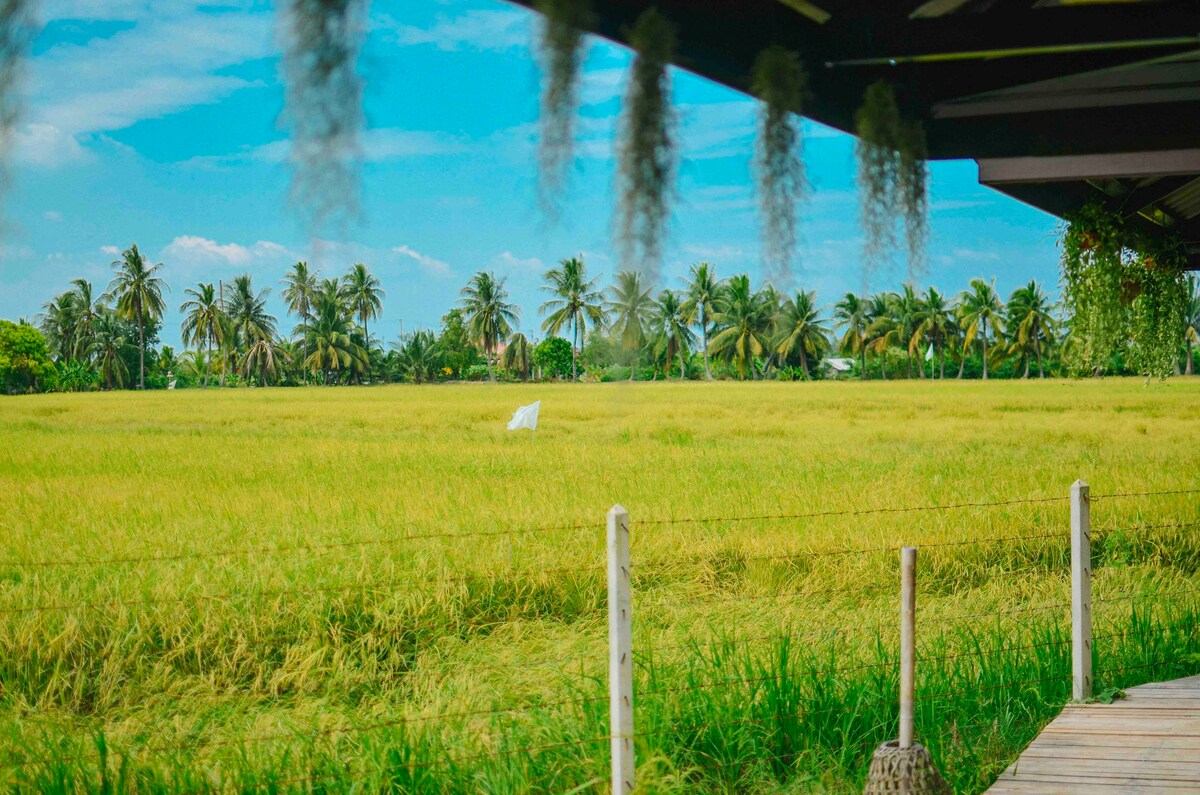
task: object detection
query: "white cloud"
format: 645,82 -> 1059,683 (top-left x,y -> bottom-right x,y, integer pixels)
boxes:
933,199 -> 993,212
580,67 -> 625,108
12,123 -> 92,167
393,245 -> 452,278
100,245 -> 120,255
678,101 -> 756,160
43,210 -> 63,222
684,185 -> 756,214
40,75 -> 262,137
19,5 -> 274,165
162,235 -> 296,266
494,251 -> 543,272
388,9 -> 531,52
684,244 -> 751,261
188,128 -> 466,168
951,247 -> 1001,262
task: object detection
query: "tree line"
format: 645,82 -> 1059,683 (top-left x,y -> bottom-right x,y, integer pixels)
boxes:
4,245 -> 1199,394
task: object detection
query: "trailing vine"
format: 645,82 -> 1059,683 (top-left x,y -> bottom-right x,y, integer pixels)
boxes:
751,45 -> 807,288
854,82 -> 929,284
1128,237 -> 1188,380
1061,205 -> 1127,376
535,0 -> 593,220
615,7 -> 676,282
279,0 -> 368,230
1061,203 -> 1188,380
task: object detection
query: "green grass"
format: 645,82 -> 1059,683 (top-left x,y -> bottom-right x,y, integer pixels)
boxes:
0,379 -> 1198,793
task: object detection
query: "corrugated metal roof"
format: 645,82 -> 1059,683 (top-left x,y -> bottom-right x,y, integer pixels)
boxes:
1163,177 -> 1200,221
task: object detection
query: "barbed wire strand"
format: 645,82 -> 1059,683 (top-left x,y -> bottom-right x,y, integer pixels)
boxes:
1090,488 -> 1200,501
0,564 -> 614,617
634,495 -> 1068,528
0,521 -> 604,569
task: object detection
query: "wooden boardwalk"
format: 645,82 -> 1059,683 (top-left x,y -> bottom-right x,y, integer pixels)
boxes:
987,675 -> 1200,793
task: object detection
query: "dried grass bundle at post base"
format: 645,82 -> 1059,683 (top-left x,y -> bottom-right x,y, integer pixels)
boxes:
863,740 -> 951,795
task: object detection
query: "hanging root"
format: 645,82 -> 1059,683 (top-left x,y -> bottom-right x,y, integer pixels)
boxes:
615,7 -> 676,285
535,0 -> 593,220
279,0 -> 368,232
752,45 -> 807,290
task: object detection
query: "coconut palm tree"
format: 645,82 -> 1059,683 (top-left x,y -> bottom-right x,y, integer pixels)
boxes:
890,284 -> 923,378
459,271 -> 519,381
282,261 -> 318,370
501,331 -> 534,381
756,283 -> 786,376
181,349 -> 211,384
958,277 -> 1004,380
106,244 -> 167,389
911,287 -> 955,379
394,329 -> 441,383
226,275 -> 277,356
539,256 -> 606,381
606,270 -> 654,381
864,292 -> 898,379
1006,280 -> 1056,379
648,290 -> 695,380
680,262 -> 722,380
242,336 -> 288,386
68,279 -> 100,361
305,293 -> 368,383
1183,275 -> 1199,376
708,274 -> 772,380
773,289 -> 830,380
832,293 -> 869,379
179,282 -> 224,387
39,291 -> 78,363
342,263 -> 385,376
92,310 -> 130,390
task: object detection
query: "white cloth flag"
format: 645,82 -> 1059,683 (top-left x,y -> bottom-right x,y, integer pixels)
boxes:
507,400 -> 541,432
925,343 -> 935,362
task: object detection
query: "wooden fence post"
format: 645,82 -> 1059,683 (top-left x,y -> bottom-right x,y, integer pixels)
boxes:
607,504 -> 634,794
1071,480 -> 1093,701
900,546 -> 916,749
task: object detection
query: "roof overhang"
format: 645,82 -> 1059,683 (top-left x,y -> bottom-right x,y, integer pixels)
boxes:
510,0 -> 1200,267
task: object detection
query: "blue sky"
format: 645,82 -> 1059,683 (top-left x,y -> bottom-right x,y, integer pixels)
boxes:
0,0 -> 1064,348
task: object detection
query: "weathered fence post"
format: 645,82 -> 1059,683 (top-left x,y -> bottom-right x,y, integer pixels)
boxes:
863,545 -> 949,795
607,504 -> 633,795
899,545 -> 916,749
1071,479 -> 1093,701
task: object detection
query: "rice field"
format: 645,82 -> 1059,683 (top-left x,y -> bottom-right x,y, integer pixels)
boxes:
1,379 -> 1198,793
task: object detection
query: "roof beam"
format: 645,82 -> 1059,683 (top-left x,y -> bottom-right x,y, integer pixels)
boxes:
929,102 -> 1200,159
978,149 -> 1200,184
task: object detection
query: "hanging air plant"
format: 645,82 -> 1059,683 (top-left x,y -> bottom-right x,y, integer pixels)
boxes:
898,120 -> 929,280
854,82 -> 929,284
854,82 -> 901,282
751,45 -> 807,289
0,0 -> 32,205
615,7 -> 677,283
280,0 -> 367,231
535,0 -> 593,219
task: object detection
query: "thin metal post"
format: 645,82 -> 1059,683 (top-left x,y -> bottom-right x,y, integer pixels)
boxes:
1071,480 -> 1093,701
607,505 -> 633,794
899,546 -> 916,749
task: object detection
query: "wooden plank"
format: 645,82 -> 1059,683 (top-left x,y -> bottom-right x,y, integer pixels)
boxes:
985,674 -> 1200,794
1020,747 -> 1200,762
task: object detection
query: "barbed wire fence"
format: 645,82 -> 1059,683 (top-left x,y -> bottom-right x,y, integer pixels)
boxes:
0,483 -> 1197,792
